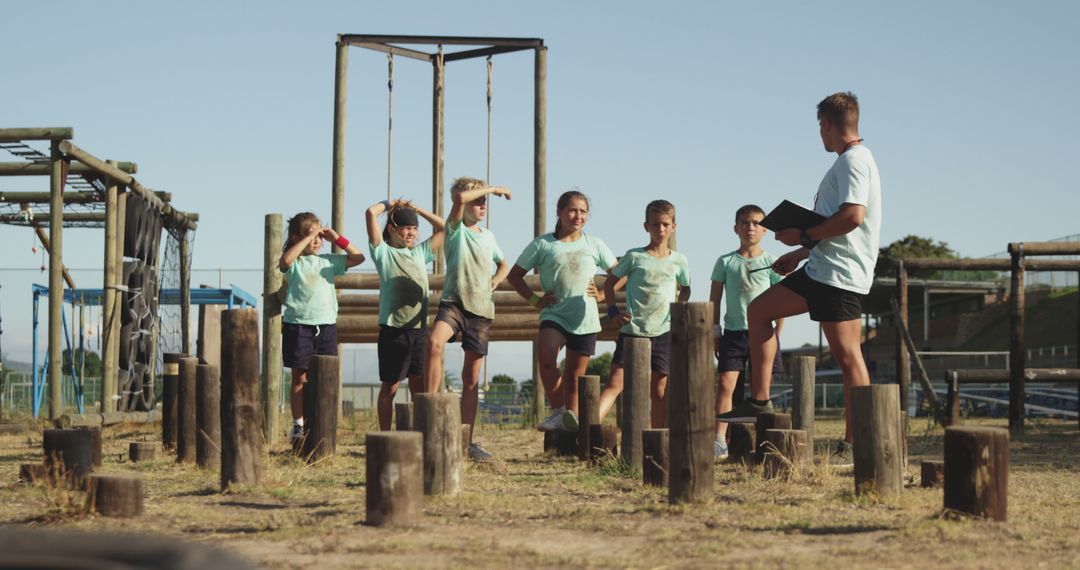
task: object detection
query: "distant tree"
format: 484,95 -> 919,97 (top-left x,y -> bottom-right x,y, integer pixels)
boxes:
62,349 -> 102,376
519,379 -> 535,403
875,235 -> 958,279
559,352 -> 613,386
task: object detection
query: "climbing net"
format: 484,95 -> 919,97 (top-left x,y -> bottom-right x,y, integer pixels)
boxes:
154,226 -> 194,384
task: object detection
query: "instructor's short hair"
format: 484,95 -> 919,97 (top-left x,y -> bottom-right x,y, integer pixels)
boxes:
817,91 -> 860,128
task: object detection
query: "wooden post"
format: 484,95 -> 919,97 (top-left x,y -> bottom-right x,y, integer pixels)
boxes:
101,161 -> 119,413
196,364 -> 221,470
543,431 -> 577,455
365,431 -> 423,526
1008,249 -> 1025,435
755,412 -> 792,463
302,355 -> 340,461
413,393 -> 462,496
792,356 -> 815,446
395,402 -> 414,431
620,337 -> 651,471
197,300 -> 222,370
531,340 -> 544,429
668,302 -> 714,504
262,214 -> 283,446
534,46 -> 546,244
431,49 -> 445,274
220,308 -> 263,490
47,139 -> 64,420
43,428 -> 92,484
129,441 -> 156,462
161,353 -> 181,451
896,263 -> 910,418
577,375 -> 601,460
851,385 -> 904,498
762,429 -> 809,480
945,370 -> 961,426
921,460 -> 944,488
112,191 -> 127,407
87,474 -> 144,517
944,426 -> 1008,521
726,422 -> 755,463
642,428 -> 669,487
589,424 -> 618,459
77,426 -> 102,468
179,231 -> 191,355
176,356 -> 198,463
331,40 -> 348,247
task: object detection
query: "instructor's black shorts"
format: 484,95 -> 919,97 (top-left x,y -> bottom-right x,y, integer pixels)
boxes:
611,332 -> 671,375
434,301 -> 493,356
377,326 -> 429,384
540,321 -> 598,356
282,323 -> 338,370
780,267 -> 865,322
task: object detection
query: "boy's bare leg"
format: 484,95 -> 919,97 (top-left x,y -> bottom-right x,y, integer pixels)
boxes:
377,381 -> 399,431
714,370 -> 740,439
290,368 -> 307,420
821,319 -> 871,443
650,371 -> 668,428
536,328 -> 566,410
597,364 -> 624,420
424,321 -> 455,393
460,351 -> 484,442
747,286 -> 808,400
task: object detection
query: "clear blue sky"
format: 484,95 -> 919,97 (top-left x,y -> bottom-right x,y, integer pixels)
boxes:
1,1 -> 1077,380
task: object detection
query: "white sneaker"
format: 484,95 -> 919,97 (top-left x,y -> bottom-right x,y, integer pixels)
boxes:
714,439 -> 729,460
536,407 -> 565,432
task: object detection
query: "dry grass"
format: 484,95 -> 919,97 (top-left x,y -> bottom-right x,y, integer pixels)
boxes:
0,414 -> 1077,569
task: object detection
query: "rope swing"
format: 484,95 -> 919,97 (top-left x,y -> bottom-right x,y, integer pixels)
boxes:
386,53 -> 394,200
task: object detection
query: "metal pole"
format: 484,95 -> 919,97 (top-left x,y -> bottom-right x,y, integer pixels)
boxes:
532,46 -> 547,423
331,39 -> 348,252
262,214 -> 283,445
923,284 -> 930,347
101,162 -> 119,413
432,47 -> 446,274
1008,248 -> 1025,434
179,230 -> 191,355
47,140 -> 64,420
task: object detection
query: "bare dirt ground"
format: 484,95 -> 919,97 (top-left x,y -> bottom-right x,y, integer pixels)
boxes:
0,414 -> 1077,569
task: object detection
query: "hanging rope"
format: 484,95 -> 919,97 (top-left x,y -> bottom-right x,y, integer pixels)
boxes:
482,55 -> 495,391
386,53 -> 394,200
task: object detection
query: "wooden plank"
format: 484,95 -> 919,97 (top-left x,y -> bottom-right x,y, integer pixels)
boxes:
0,127 -> 72,142
442,45 -> 534,62
951,368 -> 1080,383
1008,241 -> 1080,256
340,34 -> 544,48
352,41 -> 432,61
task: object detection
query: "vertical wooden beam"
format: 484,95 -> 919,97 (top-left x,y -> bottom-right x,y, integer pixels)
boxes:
176,356 -> 198,463
414,393 -> 462,496
851,385 -> 904,498
896,263 -> 910,423
112,191 -> 127,406
1009,249 -> 1025,435
262,214 -> 283,445
944,426 -> 1008,520
642,428 -> 669,486
101,161 -> 119,413
179,231 -> 191,355
162,353 -> 181,451
668,302 -> 714,504
365,431 -> 423,526
531,47 -> 547,426
331,39 -> 348,250
577,375 -> 600,460
792,356 -> 815,446
220,308 -> 263,490
301,355 -> 340,461
47,140 -> 64,420
621,337 -> 651,471
196,363 -> 221,470
532,339 -> 544,429
432,49 -> 446,273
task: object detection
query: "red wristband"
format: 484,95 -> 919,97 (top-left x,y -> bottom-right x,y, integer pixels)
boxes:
334,235 -> 350,249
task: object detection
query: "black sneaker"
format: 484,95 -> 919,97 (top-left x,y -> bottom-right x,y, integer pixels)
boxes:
468,442 -> 493,462
290,423 -> 304,442
714,399 -> 774,423
830,440 -> 853,467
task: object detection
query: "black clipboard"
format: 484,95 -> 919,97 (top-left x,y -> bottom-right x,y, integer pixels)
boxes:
761,200 -> 826,232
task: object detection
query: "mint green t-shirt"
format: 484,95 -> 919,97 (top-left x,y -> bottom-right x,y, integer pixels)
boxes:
440,219 -> 505,319
611,248 -> 691,337
515,233 -> 618,335
711,250 -> 783,332
282,253 -> 348,325
369,239 -> 436,329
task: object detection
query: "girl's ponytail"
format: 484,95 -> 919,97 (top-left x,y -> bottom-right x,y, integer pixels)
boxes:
553,189 -> 588,239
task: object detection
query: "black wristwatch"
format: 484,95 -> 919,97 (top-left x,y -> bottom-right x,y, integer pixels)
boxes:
799,230 -> 820,249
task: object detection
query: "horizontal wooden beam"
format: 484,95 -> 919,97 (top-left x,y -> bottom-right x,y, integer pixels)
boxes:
1008,242 -> 1080,257
337,290 -> 626,308
340,328 -> 620,344
336,273 -> 612,291
441,45 -> 535,62
352,41 -> 432,61
340,34 -> 543,48
0,161 -> 137,176
0,190 -> 168,204
897,257 -> 1080,272
951,368 -> 1080,384
0,127 -> 73,142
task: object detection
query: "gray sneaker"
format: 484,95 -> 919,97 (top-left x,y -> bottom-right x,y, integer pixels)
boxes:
830,440 -> 854,467
714,439 -> 729,460
290,423 -> 304,442
715,399 -> 774,423
468,442 -> 493,462
561,409 -> 579,431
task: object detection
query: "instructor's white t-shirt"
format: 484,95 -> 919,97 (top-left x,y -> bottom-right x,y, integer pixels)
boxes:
806,145 -> 881,295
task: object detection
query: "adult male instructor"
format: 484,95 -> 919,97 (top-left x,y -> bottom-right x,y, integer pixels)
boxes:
716,91 -> 881,462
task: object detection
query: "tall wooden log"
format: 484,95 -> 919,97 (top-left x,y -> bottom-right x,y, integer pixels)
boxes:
129,441 -> 156,462
1008,251 -> 1025,435
365,431 -> 423,526
668,302 -> 714,504
196,364 -> 221,470
944,426 -> 1008,520
176,356 -> 199,463
220,309 -> 263,490
577,375 -> 601,460
47,139 -> 63,420
87,474 -> 144,517
642,428 -> 669,487
762,429 -> 809,480
755,413 -> 792,464
921,460 -> 944,488
262,213 -> 283,446
43,429 -> 92,484
726,422 -> 756,463
620,337 -> 651,471
851,385 -> 904,498
100,161 -> 120,414
161,353 -> 181,451
395,402 -> 414,431
792,356 -> 815,445
413,393 -> 462,496
77,426 -> 103,468
302,355 -> 340,461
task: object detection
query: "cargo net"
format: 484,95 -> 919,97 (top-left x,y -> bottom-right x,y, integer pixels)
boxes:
117,193 -> 164,411
0,141 -> 107,228
155,226 -> 193,388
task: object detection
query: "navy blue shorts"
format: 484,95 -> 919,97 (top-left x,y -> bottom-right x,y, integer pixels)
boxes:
540,321 -> 597,356
282,323 -> 338,370
611,332 -> 671,375
717,329 -> 783,374
378,326 -> 429,384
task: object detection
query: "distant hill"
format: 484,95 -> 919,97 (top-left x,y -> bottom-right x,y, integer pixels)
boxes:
0,357 -> 32,373
961,287 -> 1078,350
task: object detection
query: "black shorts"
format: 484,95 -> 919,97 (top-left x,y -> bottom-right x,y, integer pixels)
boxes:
717,330 -> 784,374
611,332 -> 671,375
434,301 -> 493,356
540,321 -> 598,356
282,323 -> 338,370
780,267 -> 865,322
378,326 -> 429,384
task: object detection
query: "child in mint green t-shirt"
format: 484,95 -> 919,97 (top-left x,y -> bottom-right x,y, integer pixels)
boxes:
507,190 -> 618,432
279,212 -> 366,442
425,177 -> 512,462
601,200 -> 691,428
